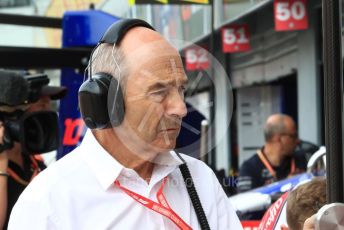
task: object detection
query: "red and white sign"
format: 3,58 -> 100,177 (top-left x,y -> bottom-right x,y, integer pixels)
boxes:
185,46 -> 209,71
241,221 -> 260,230
258,192 -> 289,230
274,0 -> 308,31
222,24 -> 251,53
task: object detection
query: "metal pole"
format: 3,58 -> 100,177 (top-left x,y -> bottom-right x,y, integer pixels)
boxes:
209,0 -> 216,170
322,0 -> 344,203
0,13 -> 62,28
200,119 -> 209,164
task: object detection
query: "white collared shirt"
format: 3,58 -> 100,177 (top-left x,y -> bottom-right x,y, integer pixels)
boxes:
9,131 -> 242,230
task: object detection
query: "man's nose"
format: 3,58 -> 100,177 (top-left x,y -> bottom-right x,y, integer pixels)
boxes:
166,89 -> 187,118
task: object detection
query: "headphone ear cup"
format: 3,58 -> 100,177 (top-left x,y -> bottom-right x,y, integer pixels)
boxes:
108,77 -> 125,127
78,73 -> 112,129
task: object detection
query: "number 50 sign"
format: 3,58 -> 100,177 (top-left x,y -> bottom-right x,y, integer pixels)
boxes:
274,0 -> 308,31
222,24 -> 251,53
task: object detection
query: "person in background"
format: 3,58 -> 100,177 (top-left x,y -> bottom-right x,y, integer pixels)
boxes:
27,84 -> 67,112
0,83 -> 67,229
8,19 -> 242,229
237,114 -> 307,220
258,177 -> 326,230
286,177 -> 326,230
237,114 -> 307,193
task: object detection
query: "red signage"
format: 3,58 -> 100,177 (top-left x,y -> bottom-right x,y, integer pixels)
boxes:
274,0 -> 308,31
185,46 -> 209,71
222,24 -> 251,53
241,221 -> 260,230
63,118 -> 85,146
259,192 -> 289,230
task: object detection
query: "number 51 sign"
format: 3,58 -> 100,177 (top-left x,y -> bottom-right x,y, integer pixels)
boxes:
222,24 -> 251,53
274,0 -> 308,31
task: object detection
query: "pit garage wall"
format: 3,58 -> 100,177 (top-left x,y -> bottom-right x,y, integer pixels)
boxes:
296,3 -> 321,148
229,2 -> 321,165
213,45 -> 233,173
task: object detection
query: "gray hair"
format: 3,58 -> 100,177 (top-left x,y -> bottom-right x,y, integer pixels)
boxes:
90,43 -> 128,92
264,116 -> 286,142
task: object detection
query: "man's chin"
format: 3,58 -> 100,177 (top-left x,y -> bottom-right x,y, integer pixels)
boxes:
152,141 -> 176,153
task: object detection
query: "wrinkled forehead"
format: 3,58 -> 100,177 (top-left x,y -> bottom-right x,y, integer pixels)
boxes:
140,55 -> 184,74
124,39 -> 181,65
122,38 -> 187,84
129,54 -> 186,81
130,56 -> 187,85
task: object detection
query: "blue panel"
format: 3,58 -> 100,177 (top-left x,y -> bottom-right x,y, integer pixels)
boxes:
57,68 -> 86,159
58,10 -> 120,159
176,102 -> 206,158
62,10 -> 120,47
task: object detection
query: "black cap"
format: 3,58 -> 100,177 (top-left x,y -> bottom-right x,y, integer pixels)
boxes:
40,85 -> 68,100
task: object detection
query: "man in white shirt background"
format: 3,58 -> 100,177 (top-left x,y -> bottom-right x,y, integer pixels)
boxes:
8,19 -> 242,229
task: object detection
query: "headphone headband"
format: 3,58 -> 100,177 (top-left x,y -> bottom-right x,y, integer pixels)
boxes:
100,18 -> 155,45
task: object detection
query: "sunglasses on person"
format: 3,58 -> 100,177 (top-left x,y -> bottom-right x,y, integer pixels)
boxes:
281,132 -> 298,139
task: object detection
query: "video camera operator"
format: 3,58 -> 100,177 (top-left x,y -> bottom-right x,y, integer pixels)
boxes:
0,70 -> 67,229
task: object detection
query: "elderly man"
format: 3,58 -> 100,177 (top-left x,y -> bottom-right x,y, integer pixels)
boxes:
8,19 -> 242,229
237,114 -> 307,193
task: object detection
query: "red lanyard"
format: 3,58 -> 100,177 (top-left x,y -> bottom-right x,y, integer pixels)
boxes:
257,150 -> 295,179
114,177 -> 192,230
7,155 -> 40,186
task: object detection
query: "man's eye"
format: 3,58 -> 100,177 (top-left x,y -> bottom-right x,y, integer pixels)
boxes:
151,89 -> 167,96
149,89 -> 168,102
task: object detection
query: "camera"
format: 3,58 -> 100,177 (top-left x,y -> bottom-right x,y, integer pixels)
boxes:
0,71 -> 60,154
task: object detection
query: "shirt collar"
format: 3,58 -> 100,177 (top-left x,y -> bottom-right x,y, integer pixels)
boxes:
80,130 -> 124,191
148,150 -> 184,187
79,130 -> 184,190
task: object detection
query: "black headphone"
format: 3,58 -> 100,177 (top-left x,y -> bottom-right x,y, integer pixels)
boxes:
78,19 -> 155,129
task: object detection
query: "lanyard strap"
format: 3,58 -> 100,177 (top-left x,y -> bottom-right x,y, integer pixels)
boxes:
7,155 -> 40,186
257,150 -> 296,179
114,177 -> 192,230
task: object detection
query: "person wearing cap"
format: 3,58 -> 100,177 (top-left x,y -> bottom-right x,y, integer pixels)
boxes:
27,85 -> 67,112
0,84 -> 67,229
